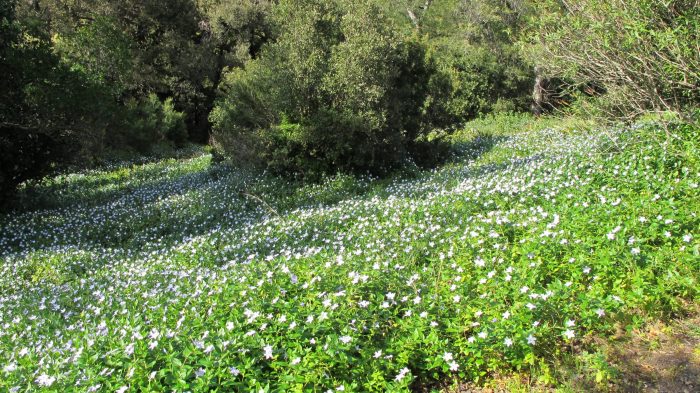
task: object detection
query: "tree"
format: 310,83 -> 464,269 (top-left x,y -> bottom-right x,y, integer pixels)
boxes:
18,0 -> 215,142
211,0 -> 453,178
0,0 -> 122,203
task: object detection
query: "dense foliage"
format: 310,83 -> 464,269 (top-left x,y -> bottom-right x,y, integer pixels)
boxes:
529,0 -> 700,118
1,118 -> 698,391
1,0 -> 123,203
2,0 -> 546,200
210,0 -> 455,177
3,0 -> 700,200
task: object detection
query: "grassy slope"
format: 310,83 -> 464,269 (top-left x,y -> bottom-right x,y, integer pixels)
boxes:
0,115 -> 698,392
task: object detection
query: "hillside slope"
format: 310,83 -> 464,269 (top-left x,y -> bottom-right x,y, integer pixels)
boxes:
1,120 -> 698,392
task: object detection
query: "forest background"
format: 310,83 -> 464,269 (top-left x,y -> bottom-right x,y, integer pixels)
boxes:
1,0 -> 698,203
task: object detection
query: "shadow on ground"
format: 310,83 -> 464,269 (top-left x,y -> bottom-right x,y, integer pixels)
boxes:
609,313 -> 700,393
433,311 -> 700,393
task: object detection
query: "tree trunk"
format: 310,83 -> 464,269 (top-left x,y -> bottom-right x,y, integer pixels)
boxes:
531,65 -> 547,116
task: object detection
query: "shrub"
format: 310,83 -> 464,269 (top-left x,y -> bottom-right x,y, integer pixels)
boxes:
162,98 -> 188,146
211,0 -> 452,179
0,124 -> 61,206
430,38 -> 532,120
1,0 -> 125,203
124,94 -> 188,151
531,0 -> 700,119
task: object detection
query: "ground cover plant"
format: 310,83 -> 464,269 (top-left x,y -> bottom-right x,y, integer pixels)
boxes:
0,116 -> 698,392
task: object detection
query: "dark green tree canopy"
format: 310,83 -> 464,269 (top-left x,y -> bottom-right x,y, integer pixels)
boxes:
5,0 -> 693,202
210,0 -> 455,178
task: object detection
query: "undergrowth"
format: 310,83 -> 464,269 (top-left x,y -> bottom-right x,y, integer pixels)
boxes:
0,114 -> 698,392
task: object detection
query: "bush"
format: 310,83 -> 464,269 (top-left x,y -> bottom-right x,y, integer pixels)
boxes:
124,94 -> 188,151
430,38 -> 532,120
531,0 -> 700,119
162,98 -> 188,146
0,124 -> 61,206
211,0 -> 452,179
1,0 -> 126,202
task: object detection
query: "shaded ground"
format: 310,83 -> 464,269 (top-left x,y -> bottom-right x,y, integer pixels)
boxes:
438,309 -> 700,393
609,312 -> 700,393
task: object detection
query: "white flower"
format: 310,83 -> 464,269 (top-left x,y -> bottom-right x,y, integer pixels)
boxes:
449,361 -> 459,371
230,367 -> 240,376
115,386 -> 128,393
443,352 -> 453,362
394,367 -> 410,381
195,368 -> 206,378
339,335 -> 352,344
148,329 -> 160,340
565,319 -> 575,327
504,338 -> 513,347
563,329 -> 575,339
683,234 -> 692,242
35,374 -> 56,387
631,247 -> 641,255
4,363 -> 17,372
291,357 -> 301,365
373,350 -> 382,358
263,345 -> 273,359
453,295 -> 461,303
527,335 -> 536,345
226,321 -> 235,330
478,331 -> 487,339
596,308 -> 605,317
